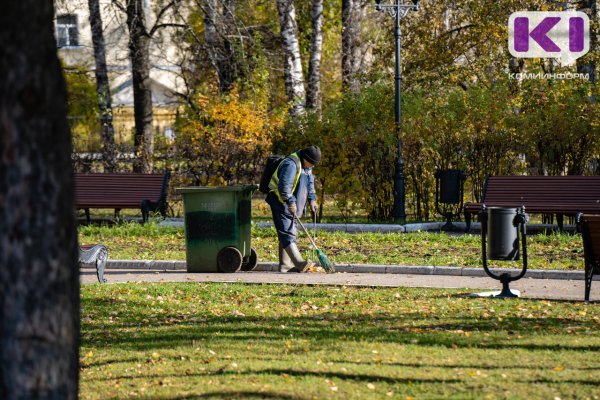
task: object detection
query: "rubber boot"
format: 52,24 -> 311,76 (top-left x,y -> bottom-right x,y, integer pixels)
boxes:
284,243 -> 315,273
278,242 -> 293,272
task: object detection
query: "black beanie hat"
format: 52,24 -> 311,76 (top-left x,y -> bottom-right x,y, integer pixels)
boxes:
300,145 -> 321,165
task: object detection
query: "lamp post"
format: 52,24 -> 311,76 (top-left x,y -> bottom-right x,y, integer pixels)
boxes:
375,0 -> 419,224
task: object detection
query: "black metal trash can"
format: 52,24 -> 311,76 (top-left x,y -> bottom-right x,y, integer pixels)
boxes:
438,169 -> 463,204
486,207 -> 520,261
435,169 -> 467,231
479,205 -> 528,298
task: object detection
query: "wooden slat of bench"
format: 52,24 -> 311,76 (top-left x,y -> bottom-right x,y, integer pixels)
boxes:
75,173 -> 166,208
466,203 -> 600,210
465,176 -> 600,215
582,215 -> 600,250
579,214 -> 600,301
75,172 -> 170,223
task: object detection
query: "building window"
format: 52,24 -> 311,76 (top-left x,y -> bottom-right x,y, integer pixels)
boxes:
56,15 -> 79,48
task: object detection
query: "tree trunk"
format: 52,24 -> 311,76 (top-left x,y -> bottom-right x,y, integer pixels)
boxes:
126,0 -> 154,173
341,0 -> 353,91
203,0 -> 239,93
306,0 -> 323,111
342,0 -> 364,93
222,0 -> 238,89
276,0 -> 306,116
576,0 -> 597,83
88,0 -> 117,172
0,1 -> 80,399
204,0 -> 220,83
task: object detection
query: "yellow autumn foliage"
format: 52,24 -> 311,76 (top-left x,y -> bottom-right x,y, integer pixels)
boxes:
173,89 -> 284,186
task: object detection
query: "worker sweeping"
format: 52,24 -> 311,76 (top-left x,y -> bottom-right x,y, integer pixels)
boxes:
266,145 -> 321,273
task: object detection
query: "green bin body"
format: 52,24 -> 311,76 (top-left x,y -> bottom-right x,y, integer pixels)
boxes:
178,185 -> 257,272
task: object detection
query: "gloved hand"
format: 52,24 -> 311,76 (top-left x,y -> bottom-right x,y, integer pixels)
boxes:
288,202 -> 297,215
310,200 -> 318,214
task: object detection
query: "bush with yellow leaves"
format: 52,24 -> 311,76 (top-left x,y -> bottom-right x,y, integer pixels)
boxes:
172,89 -> 284,187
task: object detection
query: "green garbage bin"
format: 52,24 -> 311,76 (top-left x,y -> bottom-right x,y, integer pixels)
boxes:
177,185 -> 259,273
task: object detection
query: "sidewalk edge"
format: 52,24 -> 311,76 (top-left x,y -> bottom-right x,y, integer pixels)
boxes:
103,260 -> 585,281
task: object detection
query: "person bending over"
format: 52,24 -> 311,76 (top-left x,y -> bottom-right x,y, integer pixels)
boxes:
266,145 -> 321,272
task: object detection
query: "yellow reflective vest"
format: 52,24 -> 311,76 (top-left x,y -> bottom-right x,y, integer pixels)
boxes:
268,152 -> 302,204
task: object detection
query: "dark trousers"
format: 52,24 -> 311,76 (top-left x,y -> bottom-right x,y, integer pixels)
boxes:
266,192 -> 296,248
266,172 -> 310,248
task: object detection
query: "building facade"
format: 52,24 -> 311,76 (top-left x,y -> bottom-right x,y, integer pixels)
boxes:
55,0 -> 187,146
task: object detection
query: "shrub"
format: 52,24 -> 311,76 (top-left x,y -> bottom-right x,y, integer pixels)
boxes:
172,89 -> 283,187
278,80 -> 599,222
64,66 -> 101,152
517,79 -> 600,176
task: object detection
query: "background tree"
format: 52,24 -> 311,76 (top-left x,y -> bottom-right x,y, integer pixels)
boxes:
306,0 -> 324,111
202,0 -> 240,93
63,0 -> 599,220
341,0 -> 368,92
0,1 -> 79,398
125,0 -> 155,173
575,0 -> 598,83
113,0 -> 185,173
89,0 -> 117,171
276,0 -> 306,116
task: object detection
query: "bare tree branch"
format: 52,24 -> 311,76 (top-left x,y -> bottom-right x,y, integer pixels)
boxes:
111,0 -> 126,12
149,0 -> 183,36
439,23 -> 475,38
150,22 -> 188,34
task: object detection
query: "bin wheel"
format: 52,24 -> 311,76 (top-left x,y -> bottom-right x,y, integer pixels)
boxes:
217,246 -> 243,273
241,248 -> 258,271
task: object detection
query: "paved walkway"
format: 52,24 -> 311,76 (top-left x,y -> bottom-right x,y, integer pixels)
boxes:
81,267 -> 599,302
80,219 -> 589,300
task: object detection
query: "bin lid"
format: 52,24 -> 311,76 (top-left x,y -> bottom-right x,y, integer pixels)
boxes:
176,184 -> 258,194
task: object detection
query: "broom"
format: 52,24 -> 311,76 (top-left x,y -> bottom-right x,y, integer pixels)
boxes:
294,214 -> 335,273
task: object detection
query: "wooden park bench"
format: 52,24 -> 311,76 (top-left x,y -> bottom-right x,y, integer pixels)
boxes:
577,214 -> 600,302
79,244 -> 108,283
464,176 -> 600,231
75,172 -> 170,223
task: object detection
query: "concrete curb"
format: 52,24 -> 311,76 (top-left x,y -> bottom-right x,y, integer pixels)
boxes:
157,219 -> 576,234
252,222 -> 410,233
105,260 -> 587,281
159,220 -> 459,232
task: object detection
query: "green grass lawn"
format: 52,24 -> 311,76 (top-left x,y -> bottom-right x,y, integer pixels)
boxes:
80,283 -> 600,400
79,223 -> 585,270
